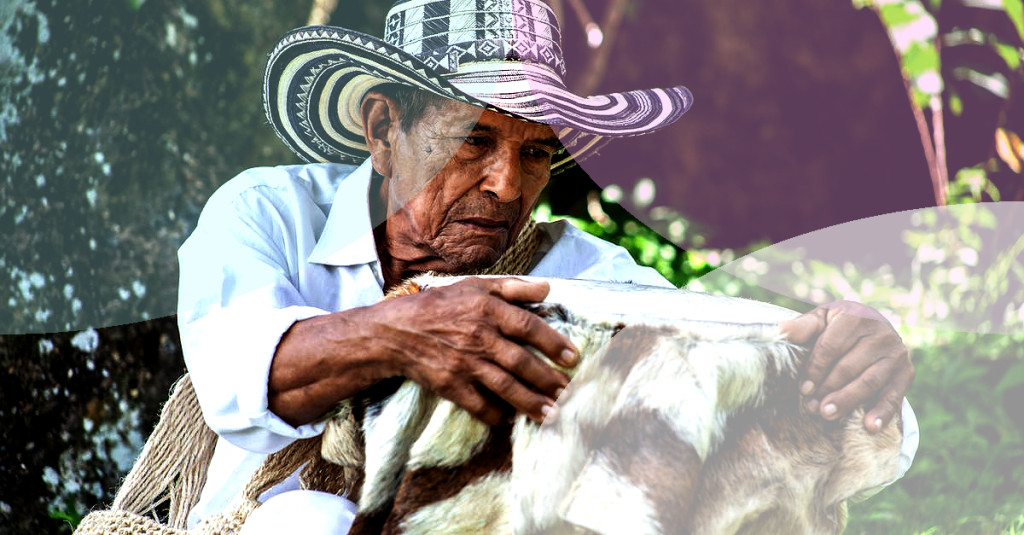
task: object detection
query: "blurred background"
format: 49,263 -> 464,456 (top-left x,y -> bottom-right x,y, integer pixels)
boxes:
2,0 -> 1023,532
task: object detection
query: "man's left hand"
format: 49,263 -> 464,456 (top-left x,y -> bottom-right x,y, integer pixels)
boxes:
780,301 -> 915,434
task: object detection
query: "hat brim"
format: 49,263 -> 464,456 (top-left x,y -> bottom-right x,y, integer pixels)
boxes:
264,26 -> 693,172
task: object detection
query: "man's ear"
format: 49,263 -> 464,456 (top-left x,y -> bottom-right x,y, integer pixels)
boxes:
361,91 -> 400,178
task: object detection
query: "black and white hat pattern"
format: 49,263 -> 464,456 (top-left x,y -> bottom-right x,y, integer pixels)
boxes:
264,0 -> 693,171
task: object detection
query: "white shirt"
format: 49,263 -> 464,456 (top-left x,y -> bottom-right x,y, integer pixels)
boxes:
178,159 -> 918,526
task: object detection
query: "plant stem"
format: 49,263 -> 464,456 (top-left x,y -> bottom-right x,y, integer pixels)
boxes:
900,72 -> 946,206
931,94 -> 949,205
885,24 -> 948,206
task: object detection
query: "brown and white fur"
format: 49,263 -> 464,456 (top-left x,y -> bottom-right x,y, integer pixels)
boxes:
329,276 -> 904,535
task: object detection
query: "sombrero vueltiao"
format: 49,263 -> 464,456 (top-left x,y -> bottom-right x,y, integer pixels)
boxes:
264,0 -> 693,172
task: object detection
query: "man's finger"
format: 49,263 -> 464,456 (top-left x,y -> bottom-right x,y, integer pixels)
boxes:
491,277 -> 551,303
448,383 -> 506,426
801,311 -> 865,394
812,335 -> 890,400
473,360 -> 555,424
779,307 -> 826,345
864,362 -> 914,433
490,340 -> 569,400
492,301 -> 579,368
815,360 -> 896,421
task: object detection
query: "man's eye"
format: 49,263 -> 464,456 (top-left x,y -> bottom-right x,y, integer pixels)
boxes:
523,147 -> 553,160
464,136 -> 488,146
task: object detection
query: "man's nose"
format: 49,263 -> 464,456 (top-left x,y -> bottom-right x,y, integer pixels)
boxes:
480,148 -> 523,203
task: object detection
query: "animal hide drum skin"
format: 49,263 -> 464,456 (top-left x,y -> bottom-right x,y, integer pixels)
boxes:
323,276 -> 904,535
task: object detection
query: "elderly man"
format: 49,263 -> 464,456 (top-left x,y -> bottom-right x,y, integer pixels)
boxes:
177,0 -> 916,531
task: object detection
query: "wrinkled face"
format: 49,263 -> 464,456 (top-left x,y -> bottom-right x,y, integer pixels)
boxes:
377,98 -> 558,273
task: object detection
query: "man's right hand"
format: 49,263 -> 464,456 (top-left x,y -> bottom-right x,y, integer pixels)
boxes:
371,277 -> 577,425
268,277 -> 578,428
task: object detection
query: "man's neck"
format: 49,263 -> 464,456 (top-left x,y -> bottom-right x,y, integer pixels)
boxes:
370,170 -> 441,290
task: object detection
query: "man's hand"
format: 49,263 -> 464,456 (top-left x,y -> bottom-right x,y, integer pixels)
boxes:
269,277 -> 577,429
779,301 -> 914,434
372,277 -> 577,426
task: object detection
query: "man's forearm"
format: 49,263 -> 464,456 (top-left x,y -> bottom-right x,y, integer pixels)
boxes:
268,306 -> 399,427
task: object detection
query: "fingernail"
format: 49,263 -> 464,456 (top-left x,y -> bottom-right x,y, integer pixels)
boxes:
822,403 -> 837,417
540,403 -> 558,424
561,348 -> 579,367
800,381 -> 814,395
554,384 -> 571,402
805,399 -> 819,413
874,417 -> 883,430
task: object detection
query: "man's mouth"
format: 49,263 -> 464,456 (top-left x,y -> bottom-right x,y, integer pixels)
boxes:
457,217 -> 511,232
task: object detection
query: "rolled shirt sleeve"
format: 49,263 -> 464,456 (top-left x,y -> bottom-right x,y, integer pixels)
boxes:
180,306 -> 329,453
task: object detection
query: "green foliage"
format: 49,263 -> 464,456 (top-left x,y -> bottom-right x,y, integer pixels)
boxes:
533,189 -> 720,288
1,0 -> 310,334
48,500 -> 82,529
847,337 -> 1024,535
862,0 -> 943,106
949,166 -> 1001,203
880,2 -> 924,27
854,0 -> 1024,204
554,213 -> 714,288
697,200 -> 1024,532
1005,0 -> 1024,41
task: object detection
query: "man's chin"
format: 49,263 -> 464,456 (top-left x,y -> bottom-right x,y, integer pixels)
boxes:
437,245 -> 506,274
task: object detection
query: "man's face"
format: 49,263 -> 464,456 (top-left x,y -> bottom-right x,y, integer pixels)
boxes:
378,98 -> 559,273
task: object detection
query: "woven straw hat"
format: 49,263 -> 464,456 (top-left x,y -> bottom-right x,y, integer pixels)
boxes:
264,0 -> 693,171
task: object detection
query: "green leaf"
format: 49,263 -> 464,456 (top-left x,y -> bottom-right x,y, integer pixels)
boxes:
950,91 -> 964,115
880,3 -> 918,26
993,42 -> 1022,71
1005,0 -> 1024,42
49,506 -> 82,527
903,41 -> 941,77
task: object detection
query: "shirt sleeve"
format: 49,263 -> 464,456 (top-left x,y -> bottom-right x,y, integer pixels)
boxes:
177,179 -> 329,454
895,398 -> 920,481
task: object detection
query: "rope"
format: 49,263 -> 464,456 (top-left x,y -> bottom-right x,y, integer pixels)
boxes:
76,375 -> 216,534
478,219 -> 543,277
113,375 -> 217,527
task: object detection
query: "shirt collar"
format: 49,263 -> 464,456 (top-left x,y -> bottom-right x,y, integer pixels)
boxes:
308,159 -> 380,267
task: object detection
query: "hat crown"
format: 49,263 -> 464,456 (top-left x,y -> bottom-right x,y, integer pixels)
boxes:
384,0 -> 566,76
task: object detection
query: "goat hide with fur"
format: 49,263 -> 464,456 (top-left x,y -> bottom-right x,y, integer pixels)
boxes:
322,276 -> 903,535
